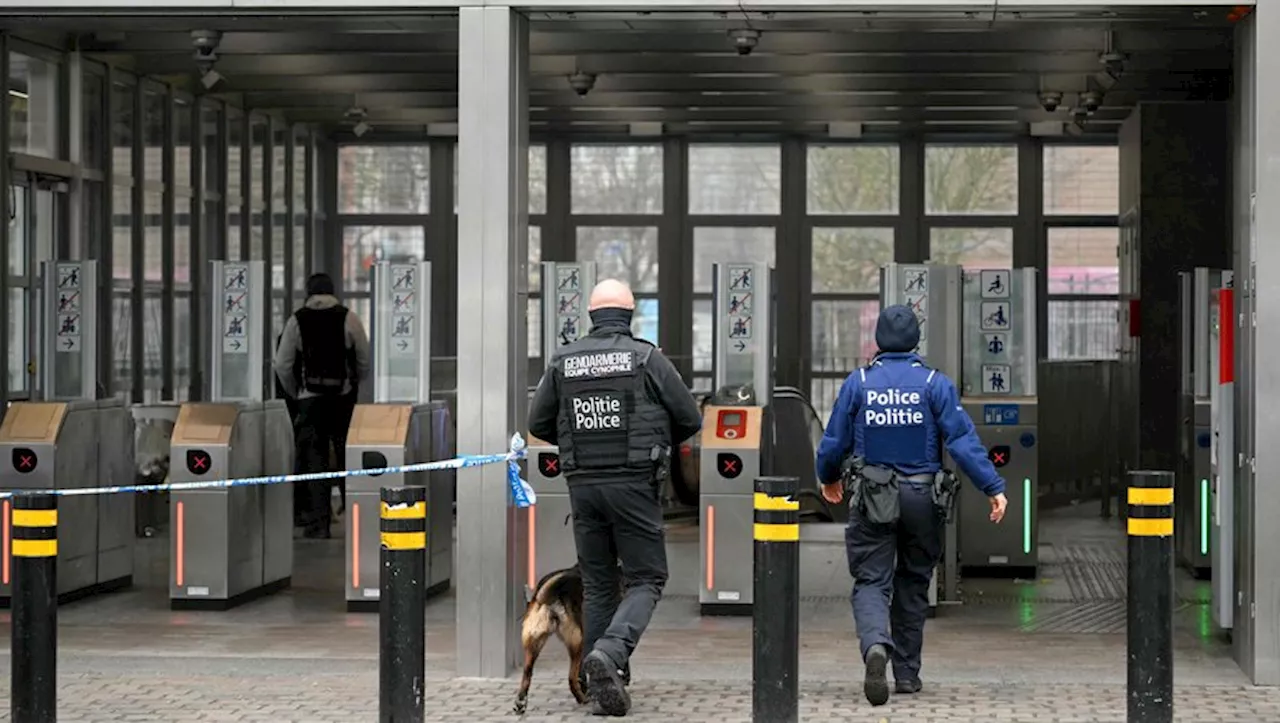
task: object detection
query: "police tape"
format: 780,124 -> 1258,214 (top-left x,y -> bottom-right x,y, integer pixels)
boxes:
0,433 -> 538,508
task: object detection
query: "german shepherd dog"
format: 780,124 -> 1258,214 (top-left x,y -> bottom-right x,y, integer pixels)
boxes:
514,565 -> 592,715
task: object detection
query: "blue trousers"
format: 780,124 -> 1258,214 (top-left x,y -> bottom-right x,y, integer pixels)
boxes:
845,482 -> 943,682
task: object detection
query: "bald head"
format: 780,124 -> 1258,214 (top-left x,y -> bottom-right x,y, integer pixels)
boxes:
588,278 -> 635,312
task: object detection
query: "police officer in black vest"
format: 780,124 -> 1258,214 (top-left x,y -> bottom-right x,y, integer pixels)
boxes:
529,278 -> 701,717
273,273 -> 371,539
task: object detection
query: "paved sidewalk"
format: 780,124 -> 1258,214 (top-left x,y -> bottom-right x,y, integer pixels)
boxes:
4,674 -> 1277,722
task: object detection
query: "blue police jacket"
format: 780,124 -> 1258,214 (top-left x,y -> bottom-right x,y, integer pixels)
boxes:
814,352 -> 1006,497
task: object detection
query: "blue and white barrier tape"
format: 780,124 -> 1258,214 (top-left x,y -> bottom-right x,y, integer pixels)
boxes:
0,433 -> 538,509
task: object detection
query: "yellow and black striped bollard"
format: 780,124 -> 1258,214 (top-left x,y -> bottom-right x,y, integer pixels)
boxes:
12,492 -> 57,723
752,476 -> 800,723
379,486 -> 426,723
1126,470 -> 1174,723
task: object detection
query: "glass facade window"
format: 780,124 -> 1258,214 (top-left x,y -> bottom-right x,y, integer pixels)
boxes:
811,227 -> 894,294
175,97 -> 193,190
111,80 -> 135,179
807,145 -> 899,215
688,144 -> 780,215
142,85 -> 165,184
341,226 -> 426,293
339,145 -> 431,214
928,227 -> 1013,268
201,101 -> 221,193
82,70 -> 105,171
293,132 -> 308,295
8,52 -> 59,158
575,226 -> 659,293
571,144 -> 663,215
1044,146 -> 1120,216
924,144 -> 1017,215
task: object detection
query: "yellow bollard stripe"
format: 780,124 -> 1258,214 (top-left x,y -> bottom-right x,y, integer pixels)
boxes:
753,523 -> 800,542
12,539 -> 56,557
12,509 -> 56,527
1128,518 -> 1173,537
380,531 -> 427,550
1127,488 -> 1173,506
753,493 -> 799,512
380,501 -> 427,520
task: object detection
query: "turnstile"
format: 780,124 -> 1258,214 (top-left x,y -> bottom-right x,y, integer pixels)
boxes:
956,268 -> 1039,577
956,399 -> 1039,575
168,401 -> 294,609
699,404 -> 765,616
1178,268 -> 1224,577
344,401 -> 453,612
1209,277 -> 1234,629
524,434 -> 576,592
881,263 -> 963,610
522,261 -> 597,594
0,399 -> 135,603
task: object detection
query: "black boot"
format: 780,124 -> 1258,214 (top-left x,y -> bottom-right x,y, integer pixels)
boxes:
863,644 -> 890,707
583,650 -> 631,717
894,678 -> 922,694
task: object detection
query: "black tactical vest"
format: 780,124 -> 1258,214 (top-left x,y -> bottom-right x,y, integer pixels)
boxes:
295,305 -> 351,395
554,334 -> 670,475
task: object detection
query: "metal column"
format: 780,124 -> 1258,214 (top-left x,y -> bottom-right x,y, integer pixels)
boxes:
455,6 -> 529,678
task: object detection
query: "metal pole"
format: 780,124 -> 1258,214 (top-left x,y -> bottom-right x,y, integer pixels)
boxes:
752,476 -> 800,723
1127,470 -> 1174,723
11,492 -> 58,723
379,485 -> 426,723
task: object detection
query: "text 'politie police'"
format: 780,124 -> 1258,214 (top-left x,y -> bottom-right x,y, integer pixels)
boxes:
864,388 -> 926,427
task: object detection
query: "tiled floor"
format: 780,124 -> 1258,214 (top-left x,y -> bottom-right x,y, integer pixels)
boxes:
0,501 -> 1268,721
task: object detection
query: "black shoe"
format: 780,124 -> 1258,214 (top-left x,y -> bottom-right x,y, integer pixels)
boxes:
894,678 -> 922,695
583,650 -> 631,717
863,645 -> 890,707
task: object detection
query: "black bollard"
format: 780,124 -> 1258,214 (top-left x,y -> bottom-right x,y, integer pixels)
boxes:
752,476 -> 800,723
12,492 -> 58,723
379,486 -> 427,723
1127,470 -> 1174,723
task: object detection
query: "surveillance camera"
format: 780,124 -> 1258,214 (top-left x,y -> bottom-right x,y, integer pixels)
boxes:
568,71 -> 596,97
728,28 -> 760,56
1079,90 -> 1104,114
1038,91 -> 1063,112
190,29 -> 222,52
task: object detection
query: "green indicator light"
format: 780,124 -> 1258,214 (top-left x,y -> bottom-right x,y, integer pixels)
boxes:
1201,478 -> 1210,556
1023,478 -> 1032,555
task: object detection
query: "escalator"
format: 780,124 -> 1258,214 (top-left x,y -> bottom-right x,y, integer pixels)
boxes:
671,385 -> 847,523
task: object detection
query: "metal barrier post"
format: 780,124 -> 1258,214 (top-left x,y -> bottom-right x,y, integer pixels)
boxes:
12,492 -> 58,723
752,476 -> 800,723
1127,470 -> 1174,723
379,486 -> 426,723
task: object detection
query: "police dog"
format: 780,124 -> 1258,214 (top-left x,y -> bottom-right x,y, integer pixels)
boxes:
514,565 -> 590,714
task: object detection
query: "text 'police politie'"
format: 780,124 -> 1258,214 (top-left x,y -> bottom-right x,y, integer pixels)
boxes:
864,388 -> 926,426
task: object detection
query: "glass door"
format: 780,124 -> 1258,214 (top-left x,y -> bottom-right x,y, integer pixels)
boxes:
8,172 -> 67,399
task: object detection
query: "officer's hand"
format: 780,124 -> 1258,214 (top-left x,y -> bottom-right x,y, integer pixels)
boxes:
821,481 -> 843,505
988,493 -> 1008,523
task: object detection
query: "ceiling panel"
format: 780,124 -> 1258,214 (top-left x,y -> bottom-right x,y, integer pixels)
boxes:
0,6 -> 1239,137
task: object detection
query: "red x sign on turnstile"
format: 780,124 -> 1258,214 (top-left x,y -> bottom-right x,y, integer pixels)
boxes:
987,445 -> 1011,468
538,452 -> 560,478
11,448 -> 36,473
717,453 -> 743,480
186,450 -> 211,475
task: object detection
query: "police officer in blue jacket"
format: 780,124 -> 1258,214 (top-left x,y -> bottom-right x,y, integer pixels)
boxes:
815,304 -> 1008,707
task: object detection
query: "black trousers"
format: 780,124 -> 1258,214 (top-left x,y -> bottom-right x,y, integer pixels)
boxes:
293,392 -> 358,529
569,478 -> 669,672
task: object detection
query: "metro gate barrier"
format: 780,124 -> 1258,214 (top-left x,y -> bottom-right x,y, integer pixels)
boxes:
169,401 -> 294,609
523,261 -> 595,592
0,400 -> 134,605
345,402 -> 453,612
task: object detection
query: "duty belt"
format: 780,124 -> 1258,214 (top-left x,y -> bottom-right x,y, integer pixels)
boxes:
901,473 -> 934,485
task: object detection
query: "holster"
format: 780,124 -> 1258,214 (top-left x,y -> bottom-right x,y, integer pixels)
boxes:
841,456 -> 901,525
650,445 -> 672,486
931,468 -> 960,523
